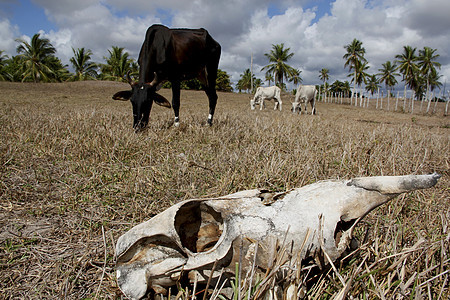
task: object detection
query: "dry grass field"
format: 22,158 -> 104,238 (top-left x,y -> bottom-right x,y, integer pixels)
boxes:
0,81 -> 448,299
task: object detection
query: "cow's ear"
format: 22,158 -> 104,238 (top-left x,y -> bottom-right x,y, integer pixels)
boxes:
153,93 -> 171,108
112,90 -> 132,101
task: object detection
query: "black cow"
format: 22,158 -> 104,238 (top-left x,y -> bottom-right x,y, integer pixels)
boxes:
113,24 -> 221,130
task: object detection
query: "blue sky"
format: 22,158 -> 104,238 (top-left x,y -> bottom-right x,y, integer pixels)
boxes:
1,0 -> 449,90
1,0 -> 55,36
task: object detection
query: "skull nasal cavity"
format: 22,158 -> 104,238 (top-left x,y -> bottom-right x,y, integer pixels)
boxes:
175,202 -> 224,253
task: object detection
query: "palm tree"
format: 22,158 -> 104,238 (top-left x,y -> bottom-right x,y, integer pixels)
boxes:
70,47 -> 98,81
343,81 -> 351,98
101,46 -> 134,81
290,68 -> 302,86
47,56 -> 71,82
319,68 -> 329,99
261,43 -> 297,88
417,47 -> 441,102
378,61 -> 399,96
16,33 -> 57,82
236,68 -> 256,93
343,39 -> 367,104
0,50 -> 9,81
365,74 -> 379,96
425,68 -> 443,113
395,46 -> 419,102
265,72 -> 274,86
319,68 -> 329,87
349,59 -> 369,106
428,68 -> 442,92
215,69 -> 233,92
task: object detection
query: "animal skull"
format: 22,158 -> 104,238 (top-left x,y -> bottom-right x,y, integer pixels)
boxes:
115,173 -> 440,299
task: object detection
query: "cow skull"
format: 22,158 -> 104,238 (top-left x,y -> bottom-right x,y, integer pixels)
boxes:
115,173 -> 440,299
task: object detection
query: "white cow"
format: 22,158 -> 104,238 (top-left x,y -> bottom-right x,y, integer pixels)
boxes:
292,85 -> 317,115
250,86 -> 282,111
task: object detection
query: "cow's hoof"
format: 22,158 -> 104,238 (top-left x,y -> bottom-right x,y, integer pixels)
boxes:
174,122 -> 180,127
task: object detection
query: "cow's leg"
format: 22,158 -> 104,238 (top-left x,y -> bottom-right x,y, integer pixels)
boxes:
171,81 -> 181,126
311,100 -> 316,115
204,69 -> 218,126
273,100 -> 278,110
276,97 -> 282,111
205,85 -> 217,126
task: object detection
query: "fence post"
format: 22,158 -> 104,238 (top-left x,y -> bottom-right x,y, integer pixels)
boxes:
376,88 -> 379,109
445,90 -> 449,116
426,91 -> 433,113
387,90 -> 390,111
395,91 -> 399,111
433,91 -> 441,114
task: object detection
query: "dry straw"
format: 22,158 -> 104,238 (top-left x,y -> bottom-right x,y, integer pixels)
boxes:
0,81 -> 448,299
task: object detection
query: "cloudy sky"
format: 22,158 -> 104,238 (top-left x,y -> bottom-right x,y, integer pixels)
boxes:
0,0 -> 449,91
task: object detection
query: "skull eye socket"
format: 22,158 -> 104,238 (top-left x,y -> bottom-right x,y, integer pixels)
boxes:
334,218 -> 357,248
175,202 -> 224,253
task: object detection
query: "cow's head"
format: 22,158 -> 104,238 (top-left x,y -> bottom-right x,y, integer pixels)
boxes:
291,102 -> 301,113
113,72 -> 171,131
250,97 -> 260,110
250,99 -> 256,110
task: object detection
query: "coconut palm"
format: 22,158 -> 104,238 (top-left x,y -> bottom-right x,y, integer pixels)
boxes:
290,68 -> 302,86
348,59 -> 369,106
417,47 -> 441,101
395,46 -> 419,101
48,56 -> 71,82
0,50 -> 9,81
343,81 -> 351,98
319,68 -> 329,99
423,68 -> 443,113
343,39 -> 367,104
319,68 -> 329,87
265,72 -> 274,86
365,74 -> 379,96
261,43 -> 297,88
377,61 -> 399,97
236,68 -> 255,93
101,46 -> 134,81
329,80 -> 344,94
428,68 -> 442,92
70,47 -> 98,81
15,33 -> 57,82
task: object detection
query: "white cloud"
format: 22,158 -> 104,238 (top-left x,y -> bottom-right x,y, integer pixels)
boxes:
0,18 -> 20,56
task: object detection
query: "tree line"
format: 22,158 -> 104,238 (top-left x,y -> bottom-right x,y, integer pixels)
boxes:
0,33 -> 443,100
0,33 -> 233,92
236,39 -> 443,103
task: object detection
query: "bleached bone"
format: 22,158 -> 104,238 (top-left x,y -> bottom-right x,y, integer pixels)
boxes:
115,173 -> 440,299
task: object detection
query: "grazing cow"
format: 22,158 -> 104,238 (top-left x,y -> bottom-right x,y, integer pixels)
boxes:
112,24 -> 221,130
292,85 -> 317,115
250,86 -> 282,111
